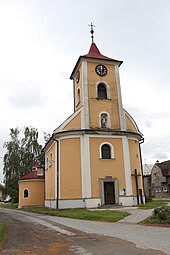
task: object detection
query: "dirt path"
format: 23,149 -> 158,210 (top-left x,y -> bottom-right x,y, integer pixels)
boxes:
0,210 -> 72,255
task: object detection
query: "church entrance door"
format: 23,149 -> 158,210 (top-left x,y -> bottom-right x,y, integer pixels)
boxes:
104,181 -> 115,205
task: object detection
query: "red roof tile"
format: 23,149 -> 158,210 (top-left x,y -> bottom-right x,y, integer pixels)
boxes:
70,42 -> 123,79
20,171 -> 44,180
83,43 -> 113,60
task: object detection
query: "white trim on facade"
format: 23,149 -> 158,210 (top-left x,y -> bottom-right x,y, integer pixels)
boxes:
100,178 -> 119,205
84,198 -> 101,208
119,196 -> 136,206
58,134 -> 124,140
115,66 -> 126,130
99,142 -> 114,159
23,188 -> 29,199
58,139 -> 61,200
99,111 -> 111,128
124,110 -> 141,134
96,81 -> 110,99
54,108 -> 82,133
122,137 -> 132,196
81,61 -> 89,129
80,135 -> 91,198
45,198 -> 101,209
45,199 -> 57,209
55,141 -> 57,199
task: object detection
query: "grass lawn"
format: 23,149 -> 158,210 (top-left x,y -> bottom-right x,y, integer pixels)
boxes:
142,216 -> 170,225
21,206 -> 130,222
138,200 -> 169,209
0,203 -> 18,209
0,224 -> 7,242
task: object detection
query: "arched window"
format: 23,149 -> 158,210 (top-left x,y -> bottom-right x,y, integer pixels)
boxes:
97,83 -> 107,99
24,189 -> 29,198
101,144 -> 111,159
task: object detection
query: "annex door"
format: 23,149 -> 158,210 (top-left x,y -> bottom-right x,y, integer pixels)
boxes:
104,181 -> 115,205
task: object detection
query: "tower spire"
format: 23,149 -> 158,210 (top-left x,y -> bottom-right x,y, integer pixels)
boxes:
88,22 -> 95,43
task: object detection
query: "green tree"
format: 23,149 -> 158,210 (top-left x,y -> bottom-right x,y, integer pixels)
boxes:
3,127 -> 45,202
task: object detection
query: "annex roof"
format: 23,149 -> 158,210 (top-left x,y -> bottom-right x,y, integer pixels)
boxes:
20,169 -> 44,180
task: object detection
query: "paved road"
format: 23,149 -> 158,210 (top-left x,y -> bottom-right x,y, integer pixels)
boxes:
0,208 -> 165,255
39,211 -> 170,255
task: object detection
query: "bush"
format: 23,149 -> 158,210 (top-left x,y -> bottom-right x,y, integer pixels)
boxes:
154,206 -> 170,221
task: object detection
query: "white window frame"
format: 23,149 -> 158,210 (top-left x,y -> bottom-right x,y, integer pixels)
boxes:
155,186 -> 161,193
99,111 -> 111,128
163,186 -> 168,193
96,81 -> 110,99
23,189 -> 29,198
99,142 -> 115,159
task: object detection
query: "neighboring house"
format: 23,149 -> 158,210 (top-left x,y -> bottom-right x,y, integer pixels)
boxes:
0,183 -> 5,201
143,164 -> 153,197
18,163 -> 45,208
151,160 -> 170,198
43,30 -> 145,209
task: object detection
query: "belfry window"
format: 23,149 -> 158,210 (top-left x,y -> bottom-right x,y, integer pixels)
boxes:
97,83 -> 107,99
24,189 -> 29,198
77,88 -> 80,105
101,144 -> 111,159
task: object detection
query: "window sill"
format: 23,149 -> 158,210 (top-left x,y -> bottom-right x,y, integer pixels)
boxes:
96,98 -> 111,101
99,158 -> 115,160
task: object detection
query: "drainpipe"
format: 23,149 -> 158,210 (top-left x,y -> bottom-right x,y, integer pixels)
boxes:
139,137 -> 146,203
53,139 -> 59,209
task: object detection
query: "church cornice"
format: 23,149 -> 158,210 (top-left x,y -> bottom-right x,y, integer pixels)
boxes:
52,128 -> 143,141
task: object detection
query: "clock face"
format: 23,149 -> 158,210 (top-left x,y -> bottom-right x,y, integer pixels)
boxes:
95,64 -> 107,76
76,71 -> 80,83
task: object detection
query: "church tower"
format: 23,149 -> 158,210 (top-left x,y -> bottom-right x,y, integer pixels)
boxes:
44,25 -> 144,209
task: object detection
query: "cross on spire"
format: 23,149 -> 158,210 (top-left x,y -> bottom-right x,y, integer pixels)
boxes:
88,22 -> 95,43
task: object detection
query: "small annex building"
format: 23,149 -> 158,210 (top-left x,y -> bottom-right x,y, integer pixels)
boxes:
18,163 -> 45,208
44,28 -> 145,209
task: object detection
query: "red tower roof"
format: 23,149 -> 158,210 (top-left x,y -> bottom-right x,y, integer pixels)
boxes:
70,42 -> 123,79
83,43 -> 113,60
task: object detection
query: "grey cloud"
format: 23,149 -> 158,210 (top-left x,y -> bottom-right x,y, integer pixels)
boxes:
7,81 -> 46,109
151,152 -> 168,160
145,119 -> 152,128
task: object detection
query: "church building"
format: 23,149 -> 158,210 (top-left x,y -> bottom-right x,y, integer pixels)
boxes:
44,26 -> 144,209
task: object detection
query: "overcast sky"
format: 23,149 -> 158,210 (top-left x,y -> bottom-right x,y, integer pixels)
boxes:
0,0 -> 170,181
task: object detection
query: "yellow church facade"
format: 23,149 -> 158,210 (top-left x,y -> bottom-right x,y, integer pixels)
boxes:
44,35 -> 144,209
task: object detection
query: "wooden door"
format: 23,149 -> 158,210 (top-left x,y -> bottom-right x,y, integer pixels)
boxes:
104,182 -> 115,205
